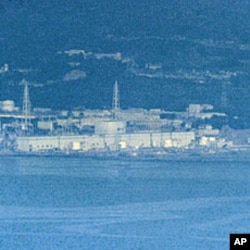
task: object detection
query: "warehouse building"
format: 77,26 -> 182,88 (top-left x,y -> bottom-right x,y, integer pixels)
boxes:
15,130 -> 195,152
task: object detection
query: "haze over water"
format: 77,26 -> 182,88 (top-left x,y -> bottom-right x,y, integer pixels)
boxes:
0,156 -> 249,249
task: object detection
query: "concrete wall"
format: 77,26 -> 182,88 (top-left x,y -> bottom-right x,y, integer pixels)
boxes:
15,131 -> 195,152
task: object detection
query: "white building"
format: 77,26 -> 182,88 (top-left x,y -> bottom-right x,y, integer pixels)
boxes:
15,131 -> 195,152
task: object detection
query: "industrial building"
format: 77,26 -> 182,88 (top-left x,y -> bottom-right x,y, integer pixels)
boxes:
1,80 -> 241,154
14,81 -> 197,153
15,130 -> 195,152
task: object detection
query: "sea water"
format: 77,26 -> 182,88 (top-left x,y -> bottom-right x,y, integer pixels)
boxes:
0,156 -> 249,250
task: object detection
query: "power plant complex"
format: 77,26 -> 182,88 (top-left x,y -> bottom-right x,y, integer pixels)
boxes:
0,80 -> 250,158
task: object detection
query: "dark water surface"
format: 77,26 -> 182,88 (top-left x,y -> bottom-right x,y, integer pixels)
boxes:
0,156 -> 249,249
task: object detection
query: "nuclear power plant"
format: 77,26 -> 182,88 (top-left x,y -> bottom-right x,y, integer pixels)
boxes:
0,79 -> 249,157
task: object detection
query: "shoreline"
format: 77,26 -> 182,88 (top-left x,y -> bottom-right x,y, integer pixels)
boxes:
1,148 -> 250,162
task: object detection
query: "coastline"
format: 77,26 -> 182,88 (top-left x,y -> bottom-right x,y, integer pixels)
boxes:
1,148 -> 250,162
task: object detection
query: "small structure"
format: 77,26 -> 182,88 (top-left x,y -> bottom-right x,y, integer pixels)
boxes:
95,121 -> 126,135
0,100 -> 15,112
